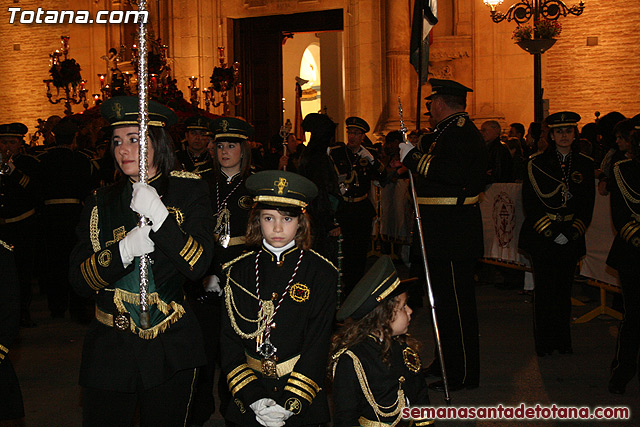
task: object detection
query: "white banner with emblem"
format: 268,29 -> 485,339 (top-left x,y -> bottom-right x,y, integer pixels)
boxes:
479,183 -> 620,288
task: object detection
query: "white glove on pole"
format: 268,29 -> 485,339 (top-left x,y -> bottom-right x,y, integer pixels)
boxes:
203,275 -> 223,295
118,225 -> 155,267
130,182 -> 169,232
554,233 -> 569,245
358,146 -> 375,163
399,142 -> 414,162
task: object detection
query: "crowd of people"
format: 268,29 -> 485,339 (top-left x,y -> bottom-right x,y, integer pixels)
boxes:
1,77 -> 639,425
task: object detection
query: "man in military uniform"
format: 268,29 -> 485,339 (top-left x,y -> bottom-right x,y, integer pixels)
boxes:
0,123 -> 41,327
176,115 -> 214,173
38,117 -> 93,322
329,117 -> 386,293
400,79 -> 488,391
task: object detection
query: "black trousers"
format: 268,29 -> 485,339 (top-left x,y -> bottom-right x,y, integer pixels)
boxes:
82,367 -> 198,427
428,257 -> 479,386
610,266 -> 640,387
338,202 -> 374,294
531,255 -> 577,353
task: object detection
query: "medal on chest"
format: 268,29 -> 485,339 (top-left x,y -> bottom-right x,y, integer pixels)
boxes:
213,204 -> 231,248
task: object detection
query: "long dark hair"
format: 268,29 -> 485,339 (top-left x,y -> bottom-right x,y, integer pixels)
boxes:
109,125 -> 177,177
329,294 -> 418,368
212,137 -> 252,178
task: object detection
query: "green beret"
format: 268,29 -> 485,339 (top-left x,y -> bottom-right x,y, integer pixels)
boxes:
337,256 -> 406,321
0,122 -> 27,138
246,170 -> 317,209
546,111 -> 581,128
211,117 -> 254,140
426,78 -> 473,100
185,115 -> 212,131
100,96 -> 177,128
346,116 -> 370,133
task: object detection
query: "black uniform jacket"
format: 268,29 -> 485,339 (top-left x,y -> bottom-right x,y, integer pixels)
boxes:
0,240 -> 24,420
332,336 -> 432,427
519,148 -> 595,260
69,171 -> 214,391
38,145 -> 92,204
402,112 -> 488,260
607,159 -> 640,270
0,153 -> 41,223
176,149 -> 213,174
203,170 -> 253,277
221,245 -> 338,426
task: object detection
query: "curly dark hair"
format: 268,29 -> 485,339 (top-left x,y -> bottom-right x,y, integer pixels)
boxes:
329,294 -> 418,369
244,207 -> 313,250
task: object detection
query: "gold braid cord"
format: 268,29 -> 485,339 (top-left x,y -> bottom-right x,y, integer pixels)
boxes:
528,161 -> 566,208
615,162 -> 640,212
341,350 -> 405,426
90,205 -> 101,253
224,267 -> 274,339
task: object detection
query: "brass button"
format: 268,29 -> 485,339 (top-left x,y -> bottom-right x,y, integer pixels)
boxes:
272,386 -> 279,392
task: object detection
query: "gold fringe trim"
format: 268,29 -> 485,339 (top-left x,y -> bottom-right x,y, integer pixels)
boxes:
112,289 -> 186,339
170,170 -> 201,179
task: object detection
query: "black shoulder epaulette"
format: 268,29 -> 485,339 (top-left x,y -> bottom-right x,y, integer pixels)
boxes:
529,151 -> 542,159
170,170 -> 201,179
222,250 -> 255,271
613,158 -> 633,168
309,249 -> 338,271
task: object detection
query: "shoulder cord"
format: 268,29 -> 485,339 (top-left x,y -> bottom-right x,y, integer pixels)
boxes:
215,177 -> 244,215
224,265 -> 274,339
342,350 -> 405,426
528,160 -> 566,208
256,249 -> 304,342
614,164 -> 640,218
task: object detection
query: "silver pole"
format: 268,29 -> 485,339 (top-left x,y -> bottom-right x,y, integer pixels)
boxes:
137,0 -> 151,330
398,97 -> 451,405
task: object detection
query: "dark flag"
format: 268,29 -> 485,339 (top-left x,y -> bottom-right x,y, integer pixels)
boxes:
410,0 -> 438,84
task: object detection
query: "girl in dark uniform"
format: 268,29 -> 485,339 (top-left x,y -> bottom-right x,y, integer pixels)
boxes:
519,111 -> 595,357
330,256 -> 432,427
69,97 -> 214,426
606,119 -> 640,395
187,117 -> 254,426
220,170 -> 338,427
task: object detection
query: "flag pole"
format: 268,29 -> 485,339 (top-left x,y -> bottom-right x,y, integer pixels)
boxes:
137,0 -> 151,330
416,6 -> 424,130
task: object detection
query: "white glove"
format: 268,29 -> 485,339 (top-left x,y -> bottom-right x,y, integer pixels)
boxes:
260,404 -> 293,425
358,146 -> 375,163
203,275 -> 223,295
250,399 -> 284,427
554,233 -> 569,245
130,182 -> 169,232
399,142 -> 414,162
118,225 -> 155,267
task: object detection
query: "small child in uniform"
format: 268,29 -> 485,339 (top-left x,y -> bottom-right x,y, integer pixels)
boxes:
330,256 -> 433,426
220,170 -> 338,427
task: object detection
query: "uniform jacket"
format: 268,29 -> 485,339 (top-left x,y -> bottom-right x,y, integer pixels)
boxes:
0,240 -> 24,420
519,148 -> 595,260
69,171 -> 214,391
176,149 -> 213,174
203,170 -> 252,277
332,337 -> 432,427
0,153 -> 41,223
221,245 -> 338,426
606,159 -> 640,270
37,146 -> 92,204
402,112 -> 488,260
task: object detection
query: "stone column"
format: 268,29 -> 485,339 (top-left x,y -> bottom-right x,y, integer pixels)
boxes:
383,0 -> 415,131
